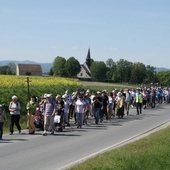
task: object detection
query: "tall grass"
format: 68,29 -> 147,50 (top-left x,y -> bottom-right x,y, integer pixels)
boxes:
69,126 -> 170,170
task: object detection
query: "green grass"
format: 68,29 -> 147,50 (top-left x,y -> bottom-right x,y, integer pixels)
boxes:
68,126 -> 170,170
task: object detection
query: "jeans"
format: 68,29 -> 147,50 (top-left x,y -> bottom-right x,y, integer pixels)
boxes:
76,112 -> 83,128
93,108 -> 101,124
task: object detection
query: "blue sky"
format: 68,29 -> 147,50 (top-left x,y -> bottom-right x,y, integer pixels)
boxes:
0,0 -> 170,68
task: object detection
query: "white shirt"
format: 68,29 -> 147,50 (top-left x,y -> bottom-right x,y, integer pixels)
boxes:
75,100 -> 86,113
108,96 -> 113,104
9,102 -> 20,115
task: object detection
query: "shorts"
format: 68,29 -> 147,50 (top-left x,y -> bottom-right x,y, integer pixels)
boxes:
44,115 -> 54,126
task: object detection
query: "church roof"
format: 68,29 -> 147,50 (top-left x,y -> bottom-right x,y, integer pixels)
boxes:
82,62 -> 91,77
86,48 -> 91,59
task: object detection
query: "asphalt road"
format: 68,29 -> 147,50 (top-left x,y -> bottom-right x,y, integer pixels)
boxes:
1,103 -> 170,170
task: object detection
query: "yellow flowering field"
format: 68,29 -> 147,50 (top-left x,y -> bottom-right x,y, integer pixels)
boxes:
0,75 -> 81,116
0,75 -> 80,88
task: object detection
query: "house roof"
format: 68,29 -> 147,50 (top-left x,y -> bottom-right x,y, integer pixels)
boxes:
17,64 -> 42,72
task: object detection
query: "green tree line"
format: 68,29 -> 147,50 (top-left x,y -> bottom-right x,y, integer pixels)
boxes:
1,57 -> 170,86
0,62 -> 16,75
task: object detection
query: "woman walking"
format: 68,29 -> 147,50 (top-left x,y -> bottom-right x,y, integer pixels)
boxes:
9,95 -> 21,135
75,94 -> 86,128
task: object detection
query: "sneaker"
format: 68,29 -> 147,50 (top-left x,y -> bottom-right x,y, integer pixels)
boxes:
18,130 -> 21,134
51,130 -> 54,135
9,132 -> 13,135
42,131 -> 47,136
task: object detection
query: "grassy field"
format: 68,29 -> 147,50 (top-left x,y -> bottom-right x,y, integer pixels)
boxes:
69,125 -> 170,170
80,81 -> 138,91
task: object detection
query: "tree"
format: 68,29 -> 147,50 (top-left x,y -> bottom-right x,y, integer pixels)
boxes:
65,57 -> 81,77
52,56 -> 67,76
144,65 -> 156,84
131,62 -> 146,84
106,58 -> 115,68
105,58 -> 117,80
49,68 -> 54,76
115,59 -> 133,82
90,61 -> 107,80
7,62 -> 16,75
0,65 -> 13,75
156,71 -> 170,86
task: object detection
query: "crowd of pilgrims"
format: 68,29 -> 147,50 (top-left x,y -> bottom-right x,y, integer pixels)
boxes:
24,86 -> 170,136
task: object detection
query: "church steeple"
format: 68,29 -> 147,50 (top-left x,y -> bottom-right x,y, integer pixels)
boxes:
86,48 -> 91,68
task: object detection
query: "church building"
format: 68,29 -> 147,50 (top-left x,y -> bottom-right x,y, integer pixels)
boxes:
77,48 -> 91,80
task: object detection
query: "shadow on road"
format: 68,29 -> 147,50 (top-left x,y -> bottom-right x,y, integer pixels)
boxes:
0,138 -> 28,143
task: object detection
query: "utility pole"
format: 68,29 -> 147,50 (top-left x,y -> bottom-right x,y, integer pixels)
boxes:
26,77 -> 31,101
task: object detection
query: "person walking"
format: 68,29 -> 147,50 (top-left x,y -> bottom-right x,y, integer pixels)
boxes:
9,95 -> 21,135
116,92 -> 125,119
92,92 -> 102,124
75,94 -> 86,128
101,90 -> 109,121
150,88 -> 156,108
0,104 -> 6,140
26,96 -> 38,134
54,95 -> 64,132
62,94 -> 70,128
142,89 -> 148,109
124,89 -> 132,115
107,92 -> 114,119
42,94 -> 55,136
135,89 -> 143,115
82,94 -> 89,125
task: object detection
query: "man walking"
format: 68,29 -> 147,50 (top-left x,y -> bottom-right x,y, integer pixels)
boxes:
135,89 -> 143,115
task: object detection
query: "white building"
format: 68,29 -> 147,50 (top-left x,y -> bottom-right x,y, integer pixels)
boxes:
77,48 -> 91,80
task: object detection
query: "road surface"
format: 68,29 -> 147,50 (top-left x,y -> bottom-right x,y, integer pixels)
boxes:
0,103 -> 170,170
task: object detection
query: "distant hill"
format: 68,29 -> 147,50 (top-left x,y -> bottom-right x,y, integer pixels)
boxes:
0,60 -> 52,73
155,67 -> 170,72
